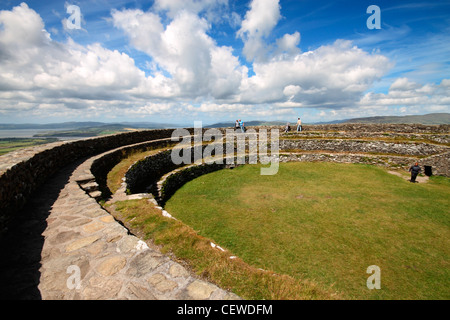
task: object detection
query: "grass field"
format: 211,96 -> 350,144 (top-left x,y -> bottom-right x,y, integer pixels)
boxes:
0,138 -> 58,156
164,162 -> 450,299
33,126 -> 129,137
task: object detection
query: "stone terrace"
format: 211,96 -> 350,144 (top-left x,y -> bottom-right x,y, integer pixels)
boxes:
0,124 -> 448,300
0,138 -> 238,300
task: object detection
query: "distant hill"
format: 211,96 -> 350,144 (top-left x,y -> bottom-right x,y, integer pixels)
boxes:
207,113 -> 450,127
0,121 -> 178,130
1,113 -> 448,137
0,122 -> 106,130
32,124 -> 133,137
31,122 -> 181,138
0,122 -> 182,138
341,113 -> 450,125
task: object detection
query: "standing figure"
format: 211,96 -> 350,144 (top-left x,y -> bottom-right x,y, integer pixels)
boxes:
239,119 -> 245,133
409,162 -> 421,183
296,117 -> 302,132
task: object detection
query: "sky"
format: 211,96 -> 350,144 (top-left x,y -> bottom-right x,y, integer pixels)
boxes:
0,0 -> 449,125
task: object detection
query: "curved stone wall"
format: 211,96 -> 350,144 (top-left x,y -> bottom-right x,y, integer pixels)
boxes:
90,138 -> 176,199
1,123 -> 447,299
158,160 -> 241,206
122,125 -> 449,207
125,144 -> 227,198
125,149 -> 179,195
1,123 -> 448,236
291,123 -> 450,133
141,147 -> 449,212
279,139 -> 446,157
0,129 -> 175,235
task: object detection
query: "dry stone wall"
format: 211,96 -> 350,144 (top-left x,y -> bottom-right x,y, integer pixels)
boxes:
123,124 -> 449,206
297,123 -> 450,133
90,138 -> 176,199
125,144 -> 226,197
0,123 -> 446,300
279,139 -> 446,157
0,123 -> 448,237
0,129 -> 176,235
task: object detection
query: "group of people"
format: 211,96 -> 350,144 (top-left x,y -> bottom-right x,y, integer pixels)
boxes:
234,119 -> 245,133
235,117 -> 425,184
284,117 -> 302,133
235,117 -> 303,134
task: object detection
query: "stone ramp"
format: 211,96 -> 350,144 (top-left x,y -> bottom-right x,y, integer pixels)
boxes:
0,154 -> 239,300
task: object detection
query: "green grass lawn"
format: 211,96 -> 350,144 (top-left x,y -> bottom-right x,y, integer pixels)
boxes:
165,162 -> 450,299
0,138 -> 58,155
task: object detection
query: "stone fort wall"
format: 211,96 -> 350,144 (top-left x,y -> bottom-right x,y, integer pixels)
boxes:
0,124 -> 448,237
0,129 -> 176,235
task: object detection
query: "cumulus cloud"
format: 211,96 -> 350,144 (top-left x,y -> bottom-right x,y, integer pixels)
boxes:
238,40 -> 391,108
153,0 -> 228,21
1,1 -> 446,124
359,78 -> 450,110
237,0 -> 281,61
0,3 -> 177,116
308,77 -> 450,124
112,7 -> 245,100
275,31 -> 301,56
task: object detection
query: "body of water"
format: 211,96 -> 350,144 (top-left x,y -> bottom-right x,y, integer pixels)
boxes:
0,129 -> 83,140
0,129 -> 52,138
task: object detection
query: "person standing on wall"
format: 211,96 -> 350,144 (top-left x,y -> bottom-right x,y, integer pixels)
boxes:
239,119 -> 245,133
409,162 -> 421,183
296,117 -> 302,132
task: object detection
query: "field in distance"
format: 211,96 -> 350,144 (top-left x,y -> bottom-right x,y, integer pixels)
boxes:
0,138 -> 58,156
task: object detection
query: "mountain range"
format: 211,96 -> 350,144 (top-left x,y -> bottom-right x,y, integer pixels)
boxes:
0,113 -> 448,134
338,113 -> 450,125
207,113 -> 450,127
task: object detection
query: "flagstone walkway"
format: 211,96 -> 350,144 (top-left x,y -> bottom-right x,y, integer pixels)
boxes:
0,151 -> 239,300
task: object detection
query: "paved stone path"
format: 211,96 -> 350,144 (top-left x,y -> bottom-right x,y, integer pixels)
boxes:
387,170 -> 429,183
0,151 -> 239,300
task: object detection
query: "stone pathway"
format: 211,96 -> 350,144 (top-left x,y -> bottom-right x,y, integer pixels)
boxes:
387,170 -> 429,183
0,152 -> 239,300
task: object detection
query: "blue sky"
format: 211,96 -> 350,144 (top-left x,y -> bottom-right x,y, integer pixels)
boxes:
0,0 -> 449,125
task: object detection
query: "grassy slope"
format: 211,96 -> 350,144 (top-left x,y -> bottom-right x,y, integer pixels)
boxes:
106,148 -> 339,299
111,198 -> 338,300
106,149 -> 157,194
32,125 -> 131,137
165,162 -> 450,299
0,138 -> 58,156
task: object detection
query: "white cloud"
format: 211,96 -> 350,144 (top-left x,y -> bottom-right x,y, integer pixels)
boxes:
390,77 -> 420,91
112,7 -> 245,100
153,0 -> 228,20
275,31 -> 301,56
189,102 -> 296,119
0,3 -> 48,48
0,2 -> 447,124
0,3 -> 393,122
358,78 -> 450,114
0,5 -> 172,125
237,0 -> 281,61
238,40 -> 391,108
238,0 -> 281,38
283,85 -> 302,97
